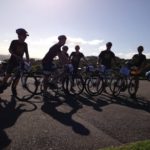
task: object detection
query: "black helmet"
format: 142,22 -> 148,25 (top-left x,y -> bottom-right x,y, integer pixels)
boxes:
62,45 -> 68,51
16,28 -> 29,36
106,42 -> 112,47
137,45 -> 144,52
58,35 -> 67,40
75,45 -> 80,50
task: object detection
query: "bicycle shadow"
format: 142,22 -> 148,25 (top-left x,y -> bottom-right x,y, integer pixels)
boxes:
77,91 -> 150,113
116,95 -> 150,113
41,93 -> 90,135
0,96 -> 37,149
103,93 -> 150,113
75,92 -> 110,112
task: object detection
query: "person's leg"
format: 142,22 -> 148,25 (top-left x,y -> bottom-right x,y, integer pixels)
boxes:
11,76 -> 20,95
135,76 -> 139,93
1,63 -> 14,90
43,74 -> 49,93
42,62 -> 51,93
71,64 -> 79,91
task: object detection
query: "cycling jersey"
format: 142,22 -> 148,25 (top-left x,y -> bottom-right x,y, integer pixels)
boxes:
42,43 -> 61,64
98,50 -> 115,69
131,54 -> 146,68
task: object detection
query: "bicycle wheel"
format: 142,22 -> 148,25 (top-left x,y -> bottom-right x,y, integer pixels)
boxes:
32,75 -> 43,95
128,77 -> 138,97
62,74 -> 84,95
23,75 -> 38,94
12,75 -> 37,101
85,75 -> 103,96
110,77 -> 122,96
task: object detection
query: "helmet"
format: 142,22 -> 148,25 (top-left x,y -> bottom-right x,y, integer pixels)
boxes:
16,28 -> 29,36
75,45 -> 80,50
62,45 -> 68,51
58,35 -> 66,40
106,42 -> 112,47
137,46 -> 144,52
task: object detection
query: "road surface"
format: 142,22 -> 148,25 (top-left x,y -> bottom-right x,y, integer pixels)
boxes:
0,80 -> 150,150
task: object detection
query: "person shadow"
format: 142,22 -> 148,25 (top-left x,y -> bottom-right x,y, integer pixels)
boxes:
0,95 -> 36,149
41,93 -> 90,135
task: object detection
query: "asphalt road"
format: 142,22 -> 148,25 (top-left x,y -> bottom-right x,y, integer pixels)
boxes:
0,80 -> 150,150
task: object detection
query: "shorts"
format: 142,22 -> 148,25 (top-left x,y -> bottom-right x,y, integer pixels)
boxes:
42,62 -> 56,75
6,60 -> 19,74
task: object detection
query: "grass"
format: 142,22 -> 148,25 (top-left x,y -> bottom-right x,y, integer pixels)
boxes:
99,140 -> 150,150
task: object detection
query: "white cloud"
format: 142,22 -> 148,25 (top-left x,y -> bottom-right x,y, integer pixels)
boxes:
116,52 -> 134,59
1,36 -> 150,59
67,37 -> 103,46
26,36 -> 104,58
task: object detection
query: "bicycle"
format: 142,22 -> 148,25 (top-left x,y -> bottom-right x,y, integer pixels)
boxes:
0,61 -> 38,101
33,64 -> 84,96
110,65 -> 140,97
84,65 -> 114,96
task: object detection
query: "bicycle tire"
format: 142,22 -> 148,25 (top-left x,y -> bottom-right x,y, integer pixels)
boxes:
128,77 -> 138,97
62,74 -> 84,95
12,75 -> 38,101
85,75 -> 103,96
110,77 -> 122,97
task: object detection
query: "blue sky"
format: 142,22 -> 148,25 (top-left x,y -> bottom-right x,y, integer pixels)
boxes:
0,0 -> 150,59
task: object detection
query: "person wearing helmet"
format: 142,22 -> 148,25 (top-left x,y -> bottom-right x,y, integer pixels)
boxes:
69,45 -> 88,74
42,35 -> 67,66
61,45 -> 70,63
42,35 -> 69,93
1,28 -> 30,95
97,42 -> 116,70
129,46 -> 147,98
131,46 -> 146,69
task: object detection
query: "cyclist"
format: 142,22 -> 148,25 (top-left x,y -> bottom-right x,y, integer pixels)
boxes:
61,45 -> 70,64
42,35 -> 69,94
69,45 -> 88,74
97,42 -> 116,71
0,28 -> 30,95
129,45 -> 147,98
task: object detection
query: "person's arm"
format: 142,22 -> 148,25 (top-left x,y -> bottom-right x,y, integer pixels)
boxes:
82,54 -> 88,65
111,53 -> 116,67
97,53 -> 102,66
139,56 -> 147,71
25,44 -> 30,62
69,52 -> 73,62
25,50 -> 30,62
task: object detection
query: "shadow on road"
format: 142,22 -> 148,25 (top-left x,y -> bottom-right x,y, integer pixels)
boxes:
41,93 -> 90,135
0,96 -> 38,149
74,91 -> 150,113
112,94 -> 150,113
76,92 -> 109,112
95,92 -> 150,113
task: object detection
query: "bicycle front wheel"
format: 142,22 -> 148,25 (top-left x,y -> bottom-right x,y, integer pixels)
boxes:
85,75 -> 103,96
12,75 -> 38,101
128,77 -> 138,97
110,77 -> 122,97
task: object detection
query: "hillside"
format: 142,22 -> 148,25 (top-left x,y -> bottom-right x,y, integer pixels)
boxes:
0,54 -> 10,61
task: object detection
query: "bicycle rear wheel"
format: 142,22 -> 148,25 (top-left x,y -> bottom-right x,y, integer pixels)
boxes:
62,74 -> 84,95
